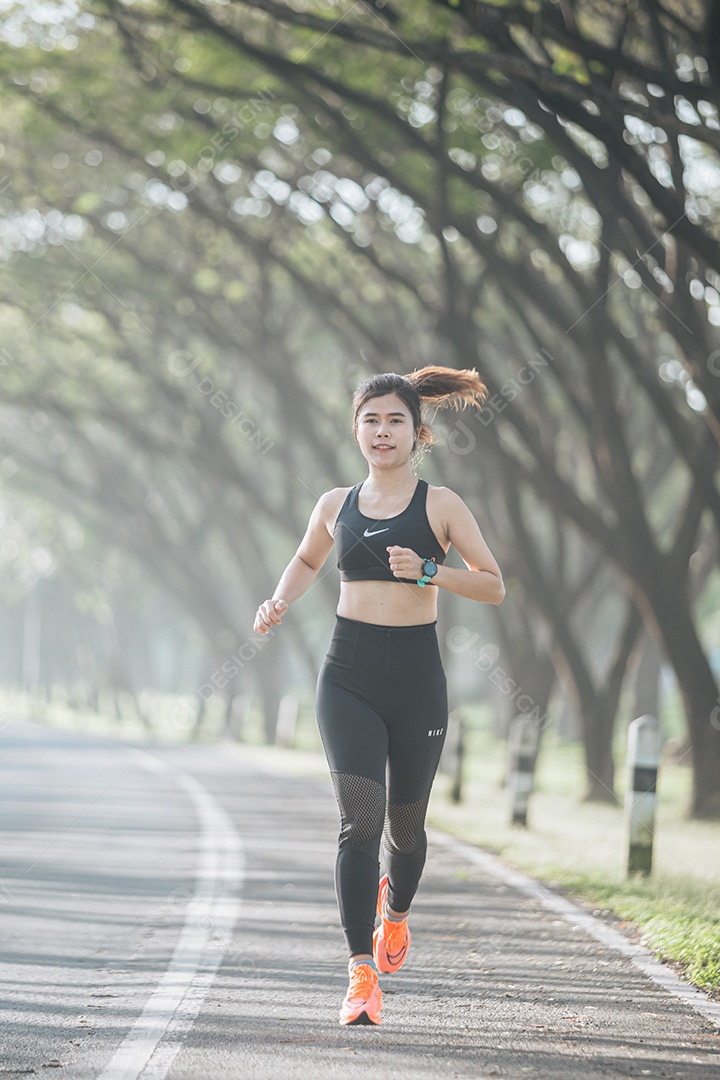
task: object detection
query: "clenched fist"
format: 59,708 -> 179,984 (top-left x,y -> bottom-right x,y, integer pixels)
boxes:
254,598 -> 288,635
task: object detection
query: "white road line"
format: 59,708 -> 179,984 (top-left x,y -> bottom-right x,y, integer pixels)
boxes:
96,754 -> 244,1080
429,827 -> 720,1029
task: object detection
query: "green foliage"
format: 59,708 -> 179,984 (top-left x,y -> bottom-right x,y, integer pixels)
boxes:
0,0 -> 718,812
428,730 -> 720,993
548,45 -> 591,84
560,875 -> 720,995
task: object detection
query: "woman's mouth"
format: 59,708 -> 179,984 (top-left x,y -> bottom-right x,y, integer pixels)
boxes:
373,445 -> 394,450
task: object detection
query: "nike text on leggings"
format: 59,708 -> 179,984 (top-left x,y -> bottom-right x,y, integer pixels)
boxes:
315,613 -> 448,957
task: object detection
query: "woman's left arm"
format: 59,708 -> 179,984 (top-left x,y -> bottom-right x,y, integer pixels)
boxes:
433,488 -> 505,605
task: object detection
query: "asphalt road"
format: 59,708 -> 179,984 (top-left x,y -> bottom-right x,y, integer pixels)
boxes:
1,721 -> 718,1080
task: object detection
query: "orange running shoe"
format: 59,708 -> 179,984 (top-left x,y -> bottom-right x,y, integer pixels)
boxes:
339,962 -> 382,1026
373,873 -> 411,973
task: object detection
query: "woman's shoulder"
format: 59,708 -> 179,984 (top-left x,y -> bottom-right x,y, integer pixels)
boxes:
325,484 -> 356,505
320,485 -> 356,531
425,484 -> 471,532
425,482 -> 463,506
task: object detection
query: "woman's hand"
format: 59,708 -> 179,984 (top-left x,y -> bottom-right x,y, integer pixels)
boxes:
254,598 -> 288,634
386,546 -> 424,580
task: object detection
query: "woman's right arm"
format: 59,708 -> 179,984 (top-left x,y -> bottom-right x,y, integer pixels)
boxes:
253,489 -> 340,634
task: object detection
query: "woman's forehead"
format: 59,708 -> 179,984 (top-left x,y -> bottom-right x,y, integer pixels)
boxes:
359,393 -> 410,416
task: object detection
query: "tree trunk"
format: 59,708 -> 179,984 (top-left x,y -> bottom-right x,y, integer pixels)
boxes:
255,647 -> 283,744
582,695 -> 619,804
631,578 -> 720,818
630,625 -> 661,722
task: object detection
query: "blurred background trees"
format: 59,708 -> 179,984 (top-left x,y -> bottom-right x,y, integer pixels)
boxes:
1,0 -> 719,816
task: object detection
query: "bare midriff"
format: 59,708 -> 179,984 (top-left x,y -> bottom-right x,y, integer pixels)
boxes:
336,579 -> 439,626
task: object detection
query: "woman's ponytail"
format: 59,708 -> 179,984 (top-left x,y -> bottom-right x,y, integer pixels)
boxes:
404,365 -> 489,412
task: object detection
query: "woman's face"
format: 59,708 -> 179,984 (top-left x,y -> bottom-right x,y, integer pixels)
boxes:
355,392 -> 416,468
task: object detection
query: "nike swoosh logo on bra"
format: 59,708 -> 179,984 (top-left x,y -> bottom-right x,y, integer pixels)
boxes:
363,527 -> 390,536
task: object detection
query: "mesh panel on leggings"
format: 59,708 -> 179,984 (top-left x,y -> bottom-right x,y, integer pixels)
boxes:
383,795 -> 429,855
330,772 -> 386,856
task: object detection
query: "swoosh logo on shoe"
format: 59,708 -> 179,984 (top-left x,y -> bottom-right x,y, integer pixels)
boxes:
386,933 -> 408,967
363,527 -> 390,536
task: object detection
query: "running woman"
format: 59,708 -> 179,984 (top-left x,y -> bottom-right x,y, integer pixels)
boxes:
253,367 -> 505,1026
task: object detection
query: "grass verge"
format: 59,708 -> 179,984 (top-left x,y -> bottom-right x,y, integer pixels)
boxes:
428,722 -> 720,1000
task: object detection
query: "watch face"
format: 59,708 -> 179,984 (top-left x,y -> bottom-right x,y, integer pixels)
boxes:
423,559 -> 437,577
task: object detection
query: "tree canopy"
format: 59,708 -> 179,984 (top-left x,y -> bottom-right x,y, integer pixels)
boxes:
1,0 -> 719,815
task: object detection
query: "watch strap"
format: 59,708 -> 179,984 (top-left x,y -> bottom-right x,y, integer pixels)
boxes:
417,557 -> 437,587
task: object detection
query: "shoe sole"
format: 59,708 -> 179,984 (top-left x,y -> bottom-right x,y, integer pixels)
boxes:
340,1010 -> 381,1026
376,873 -> 388,919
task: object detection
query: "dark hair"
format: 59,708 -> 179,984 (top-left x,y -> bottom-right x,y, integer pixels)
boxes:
352,365 -> 489,463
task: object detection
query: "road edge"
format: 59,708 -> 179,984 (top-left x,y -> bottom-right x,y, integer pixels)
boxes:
428,825 -> 720,1031
226,741 -> 720,1030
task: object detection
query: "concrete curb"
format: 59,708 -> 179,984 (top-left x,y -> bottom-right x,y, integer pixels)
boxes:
428,826 -> 720,1030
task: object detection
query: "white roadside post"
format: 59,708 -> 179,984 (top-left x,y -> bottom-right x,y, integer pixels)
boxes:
626,714 -> 661,875
508,714 -> 539,827
275,693 -> 299,748
228,693 -> 252,741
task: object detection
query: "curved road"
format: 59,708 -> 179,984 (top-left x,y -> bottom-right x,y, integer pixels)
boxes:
1,721 -> 718,1079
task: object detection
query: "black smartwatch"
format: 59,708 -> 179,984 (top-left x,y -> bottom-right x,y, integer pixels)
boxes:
417,558 -> 438,587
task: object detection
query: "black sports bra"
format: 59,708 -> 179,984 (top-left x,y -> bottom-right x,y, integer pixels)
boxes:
333,478 -> 447,583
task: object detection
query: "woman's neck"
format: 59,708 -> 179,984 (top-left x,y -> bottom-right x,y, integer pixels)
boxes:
363,467 -> 416,494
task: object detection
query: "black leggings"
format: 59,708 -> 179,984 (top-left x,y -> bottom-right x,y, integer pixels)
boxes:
315,614 -> 448,957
